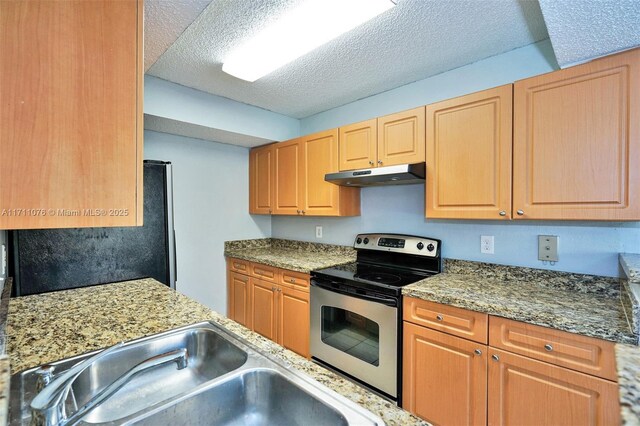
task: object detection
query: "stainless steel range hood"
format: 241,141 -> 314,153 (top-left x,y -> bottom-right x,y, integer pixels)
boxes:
325,163 -> 425,187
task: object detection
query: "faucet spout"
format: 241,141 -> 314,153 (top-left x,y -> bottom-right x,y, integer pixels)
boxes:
31,344 -> 188,426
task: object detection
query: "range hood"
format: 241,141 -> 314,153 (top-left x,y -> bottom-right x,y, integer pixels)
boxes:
325,163 -> 426,187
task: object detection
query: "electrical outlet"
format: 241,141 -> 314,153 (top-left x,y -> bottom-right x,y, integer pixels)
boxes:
480,236 -> 494,254
538,235 -> 559,262
315,226 -> 323,239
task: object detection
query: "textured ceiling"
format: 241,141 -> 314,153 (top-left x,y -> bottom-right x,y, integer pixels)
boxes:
147,0 -> 549,118
539,0 -> 640,67
144,0 -> 212,72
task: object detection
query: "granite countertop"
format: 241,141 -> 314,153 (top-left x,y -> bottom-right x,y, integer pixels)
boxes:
404,260 -> 637,345
6,279 -> 424,426
224,238 -> 356,273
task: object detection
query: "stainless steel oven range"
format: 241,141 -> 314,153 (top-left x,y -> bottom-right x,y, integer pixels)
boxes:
310,233 -> 442,405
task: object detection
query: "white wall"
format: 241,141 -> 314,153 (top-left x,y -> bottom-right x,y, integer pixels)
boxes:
144,130 -> 271,313
272,40 -> 640,278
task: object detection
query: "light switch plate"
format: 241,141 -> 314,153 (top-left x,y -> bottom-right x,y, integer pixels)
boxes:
538,235 -> 559,262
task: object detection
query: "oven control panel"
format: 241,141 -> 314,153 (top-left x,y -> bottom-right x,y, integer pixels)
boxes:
353,233 -> 440,257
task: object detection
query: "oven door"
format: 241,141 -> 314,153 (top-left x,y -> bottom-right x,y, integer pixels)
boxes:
310,282 -> 398,398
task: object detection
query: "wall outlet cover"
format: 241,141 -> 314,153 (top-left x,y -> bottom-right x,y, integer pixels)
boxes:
538,235 -> 559,262
480,235 -> 494,254
315,226 -> 323,239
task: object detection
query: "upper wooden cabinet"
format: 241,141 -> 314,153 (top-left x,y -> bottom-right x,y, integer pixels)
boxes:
426,85 -> 513,220
513,48 -> 640,220
339,119 -> 378,170
249,144 -> 274,214
273,139 -> 304,215
301,129 -> 360,216
257,130 -> 359,216
378,107 -> 426,167
0,0 -> 144,229
338,108 -> 425,171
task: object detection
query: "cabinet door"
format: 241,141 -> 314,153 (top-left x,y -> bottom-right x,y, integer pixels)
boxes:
513,48 -> 640,220
488,348 -> 620,426
249,144 -> 274,214
251,278 -> 278,341
301,129 -> 360,216
339,119 -> 378,171
0,0 -> 143,229
403,322 -> 487,426
227,271 -> 251,329
377,107 -> 426,167
279,285 -> 310,358
426,85 -> 513,220
273,139 -> 304,215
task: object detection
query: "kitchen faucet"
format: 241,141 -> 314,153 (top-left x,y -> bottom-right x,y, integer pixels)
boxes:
30,342 -> 188,426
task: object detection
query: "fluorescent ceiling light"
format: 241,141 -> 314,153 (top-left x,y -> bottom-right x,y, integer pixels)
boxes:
222,0 -> 395,82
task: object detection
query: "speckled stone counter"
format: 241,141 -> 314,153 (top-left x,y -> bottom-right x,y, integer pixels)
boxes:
224,238 -> 356,273
6,279 -> 424,426
616,343 -> 640,425
404,259 -> 637,345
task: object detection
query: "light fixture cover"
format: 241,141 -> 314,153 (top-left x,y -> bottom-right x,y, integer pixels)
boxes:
222,0 -> 395,82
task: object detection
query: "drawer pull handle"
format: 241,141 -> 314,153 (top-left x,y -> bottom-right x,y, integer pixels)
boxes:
474,349 -> 482,356
544,344 -> 553,352
491,354 -> 500,362
290,278 -> 296,283
436,315 -> 443,321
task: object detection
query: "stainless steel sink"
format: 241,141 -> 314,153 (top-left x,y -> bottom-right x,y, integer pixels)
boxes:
10,322 -> 384,425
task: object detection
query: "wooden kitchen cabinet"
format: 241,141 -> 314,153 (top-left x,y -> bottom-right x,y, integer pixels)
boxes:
338,108 -> 425,172
227,271 -> 251,329
226,257 -> 311,357
378,107 -> 426,167
279,285 -> 310,358
251,278 -> 279,341
339,119 -> 378,171
0,0 -> 144,229
249,144 -> 274,214
403,321 -> 488,426
301,129 -> 360,216
513,48 -> 640,220
270,131 -> 360,216
426,85 -> 513,220
273,138 -> 304,215
488,348 -> 620,426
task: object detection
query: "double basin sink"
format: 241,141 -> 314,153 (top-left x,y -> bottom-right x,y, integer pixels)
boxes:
10,322 -> 384,425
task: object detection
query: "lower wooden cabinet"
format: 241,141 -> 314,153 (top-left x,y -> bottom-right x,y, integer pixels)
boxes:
226,258 -> 310,358
227,271 -> 251,329
488,348 -> 620,426
403,322 -> 488,426
403,297 -> 621,425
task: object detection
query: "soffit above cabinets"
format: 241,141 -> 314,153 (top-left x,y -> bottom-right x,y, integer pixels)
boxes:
146,0 -> 549,119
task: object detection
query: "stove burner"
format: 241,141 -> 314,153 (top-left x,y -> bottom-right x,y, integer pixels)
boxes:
355,272 -> 402,284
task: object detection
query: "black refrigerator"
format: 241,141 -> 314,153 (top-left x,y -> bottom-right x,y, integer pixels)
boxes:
10,160 -> 176,296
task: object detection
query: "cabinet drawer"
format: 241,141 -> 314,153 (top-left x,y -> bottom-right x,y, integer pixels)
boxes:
403,298 -> 488,344
227,258 -> 250,275
251,263 -> 278,282
279,270 -> 310,292
489,316 -> 617,381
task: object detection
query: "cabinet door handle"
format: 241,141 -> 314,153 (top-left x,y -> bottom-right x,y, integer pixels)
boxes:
491,354 -> 500,361
474,349 -> 482,356
436,314 -> 443,321
369,160 -> 374,166
544,344 -> 553,352
268,209 -> 272,214
296,210 -> 301,214
499,211 -> 506,216
302,210 -> 306,214
271,286 -> 276,291
377,160 -> 383,165
516,210 -> 524,216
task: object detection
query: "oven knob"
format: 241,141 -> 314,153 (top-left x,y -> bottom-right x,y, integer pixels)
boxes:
363,238 -> 369,245
416,242 -> 424,250
427,243 -> 435,252
356,237 -> 362,244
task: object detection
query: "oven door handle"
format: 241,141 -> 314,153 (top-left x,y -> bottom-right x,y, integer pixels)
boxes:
311,280 -> 398,307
